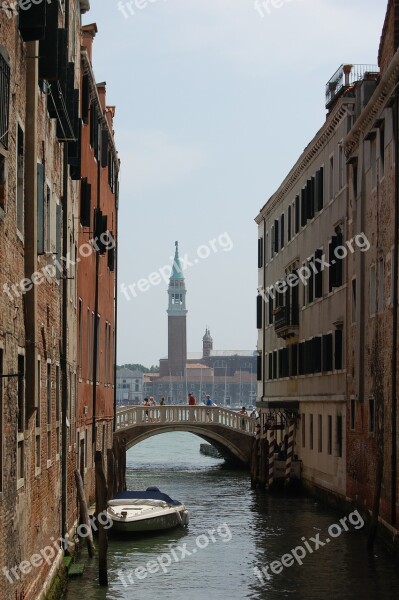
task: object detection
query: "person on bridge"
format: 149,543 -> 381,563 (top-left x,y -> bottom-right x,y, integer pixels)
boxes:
160,397 -> 166,406
188,392 -> 197,422
205,394 -> 213,422
239,406 -> 248,431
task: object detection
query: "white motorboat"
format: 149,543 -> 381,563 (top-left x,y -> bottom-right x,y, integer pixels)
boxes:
107,487 -> 189,534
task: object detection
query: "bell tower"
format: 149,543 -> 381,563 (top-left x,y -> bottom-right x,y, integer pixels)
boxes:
202,328 -> 213,359
167,242 -> 187,376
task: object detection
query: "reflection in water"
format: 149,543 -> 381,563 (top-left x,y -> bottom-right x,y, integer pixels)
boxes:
63,433 -> 399,600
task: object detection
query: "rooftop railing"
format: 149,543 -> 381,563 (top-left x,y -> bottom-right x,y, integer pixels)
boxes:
325,64 -> 379,108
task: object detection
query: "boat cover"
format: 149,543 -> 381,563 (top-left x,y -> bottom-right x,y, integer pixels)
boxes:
111,487 -> 181,506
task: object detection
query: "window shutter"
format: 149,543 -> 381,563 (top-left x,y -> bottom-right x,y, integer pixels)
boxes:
287,205 -> 291,242
298,342 -> 305,375
313,337 -> 322,373
295,195 -> 300,233
80,178 -> 91,227
315,248 -> 323,298
280,213 -> 285,249
329,238 -> 337,292
38,1 -> 59,81
274,219 -> 279,253
108,246 -> 115,272
82,75 -> 90,124
258,237 -> 263,269
306,179 -> 314,220
0,50 -> 10,150
316,167 -> 324,211
335,329 -> 343,370
291,344 -> 298,376
301,188 -> 307,227
322,334 -> 333,372
19,2 -> 46,41
101,129 -> 109,168
37,163 -> 45,254
256,295 -> 263,330
55,203 -> 62,280
268,296 -> 273,325
273,351 -> 277,380
307,258 -> 314,304
257,354 -> 262,382
268,353 -> 273,380
335,230 -> 343,286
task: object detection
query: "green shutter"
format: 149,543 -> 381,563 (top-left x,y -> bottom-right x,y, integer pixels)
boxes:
37,163 -> 45,255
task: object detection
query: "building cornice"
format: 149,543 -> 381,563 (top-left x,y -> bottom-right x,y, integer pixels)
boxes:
255,97 -> 353,223
344,46 -> 399,158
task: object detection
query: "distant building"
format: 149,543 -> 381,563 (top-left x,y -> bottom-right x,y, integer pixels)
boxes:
116,368 -> 144,406
151,243 -> 256,405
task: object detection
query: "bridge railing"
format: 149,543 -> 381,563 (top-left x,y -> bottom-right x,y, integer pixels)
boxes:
116,405 -> 256,435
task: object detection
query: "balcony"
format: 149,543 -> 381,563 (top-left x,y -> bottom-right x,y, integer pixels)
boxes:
325,64 -> 379,109
273,305 -> 299,340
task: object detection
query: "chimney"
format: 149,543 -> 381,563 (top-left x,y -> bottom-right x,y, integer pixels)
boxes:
82,23 -> 98,63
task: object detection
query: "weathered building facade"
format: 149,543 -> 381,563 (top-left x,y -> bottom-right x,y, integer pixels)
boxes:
255,0 -> 399,549
76,23 -> 119,507
0,2 -> 119,599
344,0 -> 399,540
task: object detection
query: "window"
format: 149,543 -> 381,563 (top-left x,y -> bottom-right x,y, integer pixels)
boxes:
369,398 -> 375,433
336,415 -> 343,457
301,187 -> 307,227
78,299 -> 83,379
287,205 -> 292,242
301,413 -> 305,448
274,219 -> 279,253
307,257 -> 314,304
256,295 -> 263,330
280,214 -> 284,249
36,359 -> 41,428
316,167 -> 324,211
379,123 -> 385,179
45,183 -> 51,252
350,398 -> 356,431
37,163 -> 45,254
378,257 -> 384,312
270,225 -> 274,259
329,155 -> 334,201
268,353 -> 273,380
257,354 -> 262,382
258,237 -> 263,269
0,47 -> 10,150
309,414 -> 314,450
315,249 -> 323,298
294,195 -> 300,234
322,334 -> 333,372
328,415 -> 332,455
318,415 -> 323,453
371,137 -> 377,189
56,365 -> 60,456
370,264 -> 376,316
16,125 -> 24,236
96,315 -> 101,383
17,354 -> 25,484
334,327 -> 343,370
46,363 -> 51,425
338,144 -> 344,190
351,278 -> 357,324
329,228 -> 344,291
86,308 -> 91,380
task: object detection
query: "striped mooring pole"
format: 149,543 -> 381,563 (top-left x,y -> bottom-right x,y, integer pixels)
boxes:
268,427 -> 275,489
285,419 -> 296,485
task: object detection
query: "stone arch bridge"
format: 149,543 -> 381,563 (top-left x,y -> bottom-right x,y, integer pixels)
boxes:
114,405 -> 256,466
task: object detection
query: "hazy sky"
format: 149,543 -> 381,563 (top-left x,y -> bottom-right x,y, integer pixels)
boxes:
84,0 -> 387,367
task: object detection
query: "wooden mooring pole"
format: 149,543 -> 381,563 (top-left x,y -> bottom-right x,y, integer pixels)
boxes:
74,469 -> 95,558
95,451 -> 108,587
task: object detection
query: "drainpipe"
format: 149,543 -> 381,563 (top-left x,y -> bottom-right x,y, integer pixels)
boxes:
391,88 -> 398,527
92,155 -> 101,453
24,41 -> 38,423
61,0 -> 70,542
113,180 -> 119,433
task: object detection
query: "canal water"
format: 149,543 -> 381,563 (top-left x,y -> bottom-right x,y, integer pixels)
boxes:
63,432 -> 399,600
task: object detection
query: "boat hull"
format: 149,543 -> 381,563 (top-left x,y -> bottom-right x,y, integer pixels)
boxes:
109,509 -> 186,533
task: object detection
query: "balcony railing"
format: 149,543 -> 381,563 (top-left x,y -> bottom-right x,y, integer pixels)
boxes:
273,305 -> 299,338
325,64 -> 379,108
